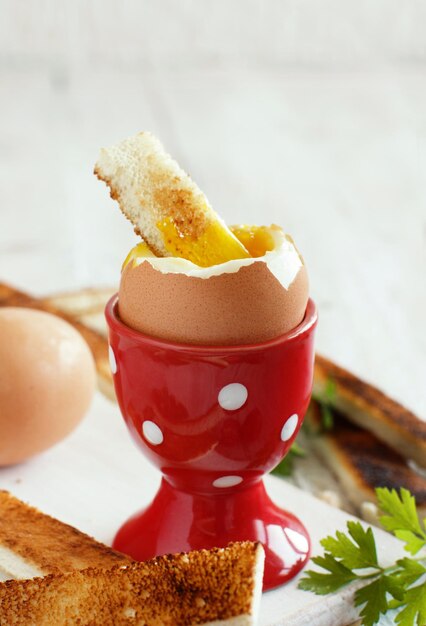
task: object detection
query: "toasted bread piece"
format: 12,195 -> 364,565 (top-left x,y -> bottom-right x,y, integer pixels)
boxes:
314,354 -> 426,468
44,287 -> 116,337
306,402 -> 426,517
0,542 -> 264,626
94,132 -> 250,267
0,283 -> 115,401
0,491 -> 131,581
42,288 -> 115,318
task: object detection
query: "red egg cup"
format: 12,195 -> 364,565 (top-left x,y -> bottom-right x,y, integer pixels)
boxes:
105,296 -> 317,591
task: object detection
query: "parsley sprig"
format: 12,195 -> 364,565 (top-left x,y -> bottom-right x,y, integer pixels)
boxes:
299,488 -> 426,626
317,377 -> 336,431
272,442 -> 305,477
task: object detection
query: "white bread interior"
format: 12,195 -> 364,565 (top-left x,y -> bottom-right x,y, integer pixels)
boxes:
94,131 -> 228,257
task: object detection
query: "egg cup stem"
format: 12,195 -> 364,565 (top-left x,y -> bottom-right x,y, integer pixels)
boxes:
113,477 -> 310,591
106,296 -> 317,591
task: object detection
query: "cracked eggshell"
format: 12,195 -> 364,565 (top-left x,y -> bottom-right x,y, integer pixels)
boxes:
118,232 -> 309,346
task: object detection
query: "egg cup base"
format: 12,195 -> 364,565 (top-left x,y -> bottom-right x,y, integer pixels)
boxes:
112,477 -> 310,591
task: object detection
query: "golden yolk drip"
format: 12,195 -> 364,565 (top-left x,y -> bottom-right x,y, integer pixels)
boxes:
123,224 -> 278,270
231,225 -> 276,257
157,217 -> 250,267
122,241 -> 155,269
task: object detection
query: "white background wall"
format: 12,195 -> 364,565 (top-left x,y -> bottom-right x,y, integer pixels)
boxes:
1,1 -> 425,416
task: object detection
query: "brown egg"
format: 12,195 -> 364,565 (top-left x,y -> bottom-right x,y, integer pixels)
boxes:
0,308 -> 96,466
118,226 -> 309,345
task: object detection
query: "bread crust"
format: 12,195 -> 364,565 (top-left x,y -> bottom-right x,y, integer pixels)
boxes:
314,354 -> 426,467
306,401 -> 426,516
0,491 -> 130,578
0,542 -> 263,626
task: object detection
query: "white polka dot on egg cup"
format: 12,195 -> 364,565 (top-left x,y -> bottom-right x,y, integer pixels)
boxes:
142,420 -> 164,446
280,414 -> 299,442
213,475 -> 243,489
109,345 -> 117,375
218,383 -> 248,411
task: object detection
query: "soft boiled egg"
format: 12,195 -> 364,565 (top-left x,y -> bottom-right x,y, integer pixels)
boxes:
118,225 -> 309,345
0,307 -> 96,466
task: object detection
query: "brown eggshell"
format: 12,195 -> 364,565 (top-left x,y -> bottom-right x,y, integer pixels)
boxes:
118,260 -> 309,345
0,308 -> 96,466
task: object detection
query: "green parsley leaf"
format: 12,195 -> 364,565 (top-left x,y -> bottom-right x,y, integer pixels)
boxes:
271,454 -> 294,477
377,487 -> 423,534
392,558 -> 426,589
394,530 -> 426,557
324,377 -> 337,402
320,403 -> 334,430
395,581 -> 426,626
311,376 -> 337,431
298,553 -> 357,595
355,575 -> 403,626
290,442 -> 305,457
299,487 -> 426,625
377,488 -> 426,555
320,522 -> 378,570
271,442 -> 305,477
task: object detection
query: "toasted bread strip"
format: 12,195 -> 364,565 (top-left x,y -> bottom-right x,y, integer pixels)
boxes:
306,402 -> 426,517
43,288 -> 116,336
42,287 -> 115,318
314,354 -> 426,468
0,542 -> 264,626
0,491 -> 130,581
94,132 -> 250,266
0,283 -> 115,401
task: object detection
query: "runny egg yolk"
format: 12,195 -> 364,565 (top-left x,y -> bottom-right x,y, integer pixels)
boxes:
230,225 -> 276,258
122,224 -> 277,269
122,242 -> 155,270
157,217 -> 250,267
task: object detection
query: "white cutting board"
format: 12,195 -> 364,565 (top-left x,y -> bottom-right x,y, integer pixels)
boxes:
0,392 -> 403,626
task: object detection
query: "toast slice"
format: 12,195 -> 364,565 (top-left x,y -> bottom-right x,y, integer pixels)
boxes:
94,132 -> 250,267
314,354 -> 426,468
41,287 -> 116,336
0,492 -> 264,625
0,540 -> 264,626
306,402 -> 426,518
41,287 -> 115,319
0,491 -> 131,581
